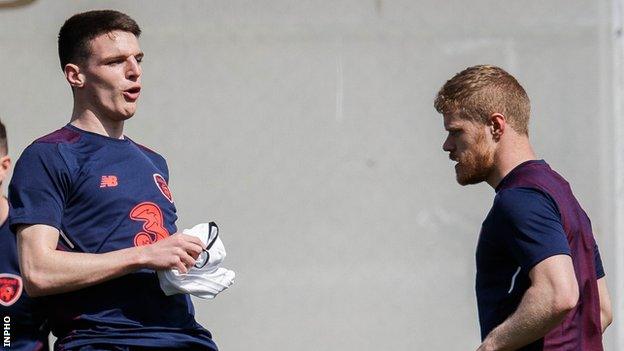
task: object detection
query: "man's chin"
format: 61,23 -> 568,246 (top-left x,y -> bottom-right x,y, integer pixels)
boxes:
111,114 -> 134,122
117,107 -> 137,120
455,170 -> 485,186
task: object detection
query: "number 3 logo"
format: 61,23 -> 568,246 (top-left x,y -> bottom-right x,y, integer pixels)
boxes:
130,202 -> 171,246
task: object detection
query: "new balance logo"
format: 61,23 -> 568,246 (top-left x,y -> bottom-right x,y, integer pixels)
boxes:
100,175 -> 118,188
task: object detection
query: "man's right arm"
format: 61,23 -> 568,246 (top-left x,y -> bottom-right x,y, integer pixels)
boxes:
597,277 -> 612,333
17,223 -> 205,297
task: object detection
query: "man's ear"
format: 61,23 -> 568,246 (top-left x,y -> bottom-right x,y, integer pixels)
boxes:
0,155 -> 11,186
488,113 -> 506,141
65,63 -> 85,88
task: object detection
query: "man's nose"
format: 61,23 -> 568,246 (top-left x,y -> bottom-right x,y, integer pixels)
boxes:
442,136 -> 454,152
126,57 -> 141,80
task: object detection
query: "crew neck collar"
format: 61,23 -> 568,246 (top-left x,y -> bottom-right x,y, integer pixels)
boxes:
495,159 -> 546,193
65,123 -> 130,144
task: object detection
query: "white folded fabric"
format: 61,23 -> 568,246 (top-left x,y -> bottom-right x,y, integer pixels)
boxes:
157,222 -> 235,299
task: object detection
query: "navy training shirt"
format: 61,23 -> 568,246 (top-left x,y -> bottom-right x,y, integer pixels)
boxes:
8,124 -> 217,350
0,205 -> 49,350
476,160 -> 604,350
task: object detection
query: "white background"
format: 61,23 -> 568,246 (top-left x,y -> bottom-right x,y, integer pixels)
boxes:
0,1 -> 620,350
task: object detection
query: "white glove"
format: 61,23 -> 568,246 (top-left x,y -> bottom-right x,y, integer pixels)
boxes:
157,222 -> 235,299
189,222 -> 226,270
159,266 -> 236,299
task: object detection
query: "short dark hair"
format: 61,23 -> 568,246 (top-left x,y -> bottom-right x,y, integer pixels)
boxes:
0,119 -> 8,156
58,10 -> 141,70
434,65 -> 531,135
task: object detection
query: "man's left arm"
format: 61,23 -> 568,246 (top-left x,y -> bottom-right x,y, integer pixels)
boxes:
592,239 -> 612,333
597,277 -> 612,333
477,254 -> 578,351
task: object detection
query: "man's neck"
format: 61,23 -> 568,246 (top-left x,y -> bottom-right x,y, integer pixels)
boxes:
486,137 -> 537,189
70,106 -> 125,139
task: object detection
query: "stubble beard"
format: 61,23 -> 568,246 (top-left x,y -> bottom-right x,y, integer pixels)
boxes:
455,135 -> 495,186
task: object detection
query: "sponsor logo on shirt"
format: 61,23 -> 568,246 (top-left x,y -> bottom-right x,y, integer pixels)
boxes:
100,175 -> 119,188
0,274 -> 22,307
130,202 -> 171,246
153,174 -> 173,203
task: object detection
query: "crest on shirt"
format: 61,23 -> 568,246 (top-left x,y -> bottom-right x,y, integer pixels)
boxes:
0,273 -> 22,307
153,173 -> 173,203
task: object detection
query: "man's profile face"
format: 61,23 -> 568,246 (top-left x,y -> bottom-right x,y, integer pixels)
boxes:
80,30 -> 143,121
442,112 -> 495,185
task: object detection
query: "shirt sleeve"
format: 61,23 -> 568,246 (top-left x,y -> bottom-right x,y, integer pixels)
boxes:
594,241 -> 605,279
8,143 -> 71,232
495,187 -> 571,272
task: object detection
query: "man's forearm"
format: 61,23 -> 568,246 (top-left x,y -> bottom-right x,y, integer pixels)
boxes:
478,285 -> 574,351
18,224 -> 204,297
20,245 -> 145,296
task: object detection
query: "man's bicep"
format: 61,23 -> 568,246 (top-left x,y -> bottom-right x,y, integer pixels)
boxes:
528,254 -> 576,286
17,224 -> 61,255
528,254 -> 579,311
16,224 -> 62,296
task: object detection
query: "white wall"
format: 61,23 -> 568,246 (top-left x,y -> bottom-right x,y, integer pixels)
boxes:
0,1 -> 617,350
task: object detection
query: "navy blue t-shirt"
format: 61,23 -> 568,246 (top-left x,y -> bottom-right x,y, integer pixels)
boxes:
476,160 -> 604,350
8,125 -> 217,350
0,205 -> 49,351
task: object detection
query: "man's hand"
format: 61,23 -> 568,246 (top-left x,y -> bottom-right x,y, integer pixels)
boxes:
138,233 -> 205,273
476,255 -> 578,351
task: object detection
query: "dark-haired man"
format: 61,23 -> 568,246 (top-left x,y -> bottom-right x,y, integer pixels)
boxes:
9,10 -> 218,350
0,120 -> 49,350
434,65 -> 612,350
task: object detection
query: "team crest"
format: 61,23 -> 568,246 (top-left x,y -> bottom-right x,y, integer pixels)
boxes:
153,174 -> 173,203
0,273 -> 22,307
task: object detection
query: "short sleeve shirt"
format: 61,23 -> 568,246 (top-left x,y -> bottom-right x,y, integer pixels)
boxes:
476,160 -> 604,350
9,125 -> 217,350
